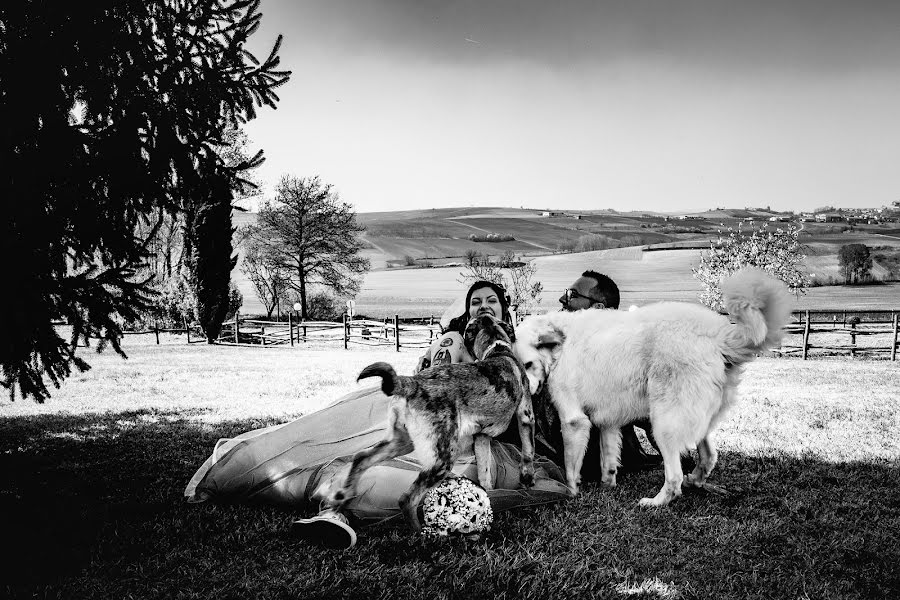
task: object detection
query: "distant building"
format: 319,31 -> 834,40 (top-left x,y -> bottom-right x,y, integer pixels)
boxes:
815,212 -> 843,223
540,211 -> 564,217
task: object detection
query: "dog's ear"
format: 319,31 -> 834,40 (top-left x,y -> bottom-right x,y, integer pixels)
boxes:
463,317 -> 480,350
536,328 -> 565,357
499,320 -> 515,343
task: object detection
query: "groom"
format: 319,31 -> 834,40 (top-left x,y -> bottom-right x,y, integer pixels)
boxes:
532,270 -> 664,481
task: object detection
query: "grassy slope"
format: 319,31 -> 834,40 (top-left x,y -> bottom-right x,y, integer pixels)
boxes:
1,341 -> 898,599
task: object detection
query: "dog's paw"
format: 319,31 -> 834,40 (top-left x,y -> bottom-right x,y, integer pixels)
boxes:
327,489 -> 350,509
519,467 -> 535,489
638,497 -> 664,509
683,473 -> 704,488
601,470 -> 618,488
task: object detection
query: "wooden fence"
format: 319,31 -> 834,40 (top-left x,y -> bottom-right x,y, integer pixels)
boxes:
120,308 -> 899,361
776,310 -> 899,361
120,321 -> 206,344
213,313 -> 442,351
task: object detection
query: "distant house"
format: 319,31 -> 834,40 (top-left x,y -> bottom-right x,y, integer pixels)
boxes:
768,215 -> 793,222
540,211 -> 564,217
815,212 -> 843,223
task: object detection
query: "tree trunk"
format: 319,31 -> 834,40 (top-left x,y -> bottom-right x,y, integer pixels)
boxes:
299,269 -> 308,319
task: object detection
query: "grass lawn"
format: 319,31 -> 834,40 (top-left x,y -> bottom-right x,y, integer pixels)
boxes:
2,338 -> 899,599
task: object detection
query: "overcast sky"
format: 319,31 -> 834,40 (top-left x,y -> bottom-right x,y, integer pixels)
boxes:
241,0 -> 900,214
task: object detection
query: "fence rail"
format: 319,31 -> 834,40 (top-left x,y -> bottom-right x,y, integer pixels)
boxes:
776,310 -> 899,361
213,313 -> 442,351
120,321 -> 206,344
117,308 -> 899,361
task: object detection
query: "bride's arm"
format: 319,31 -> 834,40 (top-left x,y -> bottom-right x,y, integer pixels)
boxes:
413,331 -> 474,373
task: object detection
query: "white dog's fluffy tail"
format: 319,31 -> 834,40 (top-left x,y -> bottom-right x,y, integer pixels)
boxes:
720,268 -> 793,365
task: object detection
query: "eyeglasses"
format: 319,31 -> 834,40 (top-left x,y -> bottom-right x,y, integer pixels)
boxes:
563,289 -> 601,304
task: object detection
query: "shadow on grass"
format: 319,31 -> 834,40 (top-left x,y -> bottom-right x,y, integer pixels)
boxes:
1,410 -> 898,600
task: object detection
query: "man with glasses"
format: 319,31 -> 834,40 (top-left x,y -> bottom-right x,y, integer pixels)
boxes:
532,270 -> 664,483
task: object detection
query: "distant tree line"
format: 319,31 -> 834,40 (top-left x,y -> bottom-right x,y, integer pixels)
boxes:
468,233 -> 515,242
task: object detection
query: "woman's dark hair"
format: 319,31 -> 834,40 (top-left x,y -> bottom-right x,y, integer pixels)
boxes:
444,280 -> 512,335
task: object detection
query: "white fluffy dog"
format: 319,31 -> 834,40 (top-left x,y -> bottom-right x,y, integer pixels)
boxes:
513,268 -> 792,507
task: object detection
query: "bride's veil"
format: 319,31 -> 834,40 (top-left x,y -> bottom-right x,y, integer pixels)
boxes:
438,295 -> 466,332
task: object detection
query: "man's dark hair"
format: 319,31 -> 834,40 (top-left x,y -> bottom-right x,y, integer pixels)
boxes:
582,270 -> 620,309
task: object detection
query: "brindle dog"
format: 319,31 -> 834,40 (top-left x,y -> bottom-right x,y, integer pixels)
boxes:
325,314 -> 536,532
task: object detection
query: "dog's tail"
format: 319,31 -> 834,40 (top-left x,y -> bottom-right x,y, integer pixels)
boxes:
357,362 -> 414,396
720,267 -> 793,365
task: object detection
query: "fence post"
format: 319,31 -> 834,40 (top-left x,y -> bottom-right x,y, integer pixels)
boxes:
802,310 -> 810,360
395,314 -> 400,352
302,320 -> 307,343
849,321 -> 856,358
154,322 -> 160,345
234,314 -> 239,344
892,313 -> 898,362
344,313 -> 349,349
289,312 -> 294,347
184,317 -> 190,344
260,325 -> 265,346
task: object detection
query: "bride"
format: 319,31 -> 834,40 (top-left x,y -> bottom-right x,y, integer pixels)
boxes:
184,280 -> 569,549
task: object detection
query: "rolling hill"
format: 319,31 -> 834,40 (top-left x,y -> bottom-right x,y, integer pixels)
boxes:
229,207 -> 900,317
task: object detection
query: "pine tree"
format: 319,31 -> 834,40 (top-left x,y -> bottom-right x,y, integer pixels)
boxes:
0,0 -> 290,400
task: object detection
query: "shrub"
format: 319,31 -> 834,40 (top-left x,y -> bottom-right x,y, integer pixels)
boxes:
155,273 -> 197,328
467,232 -> 515,242
225,282 -> 243,321
303,290 -> 343,321
556,239 -> 577,253
808,274 -> 839,287
575,234 -> 619,252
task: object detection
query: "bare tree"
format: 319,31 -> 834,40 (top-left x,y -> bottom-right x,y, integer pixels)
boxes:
242,175 -> 370,318
240,236 -> 289,319
464,248 -> 481,267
